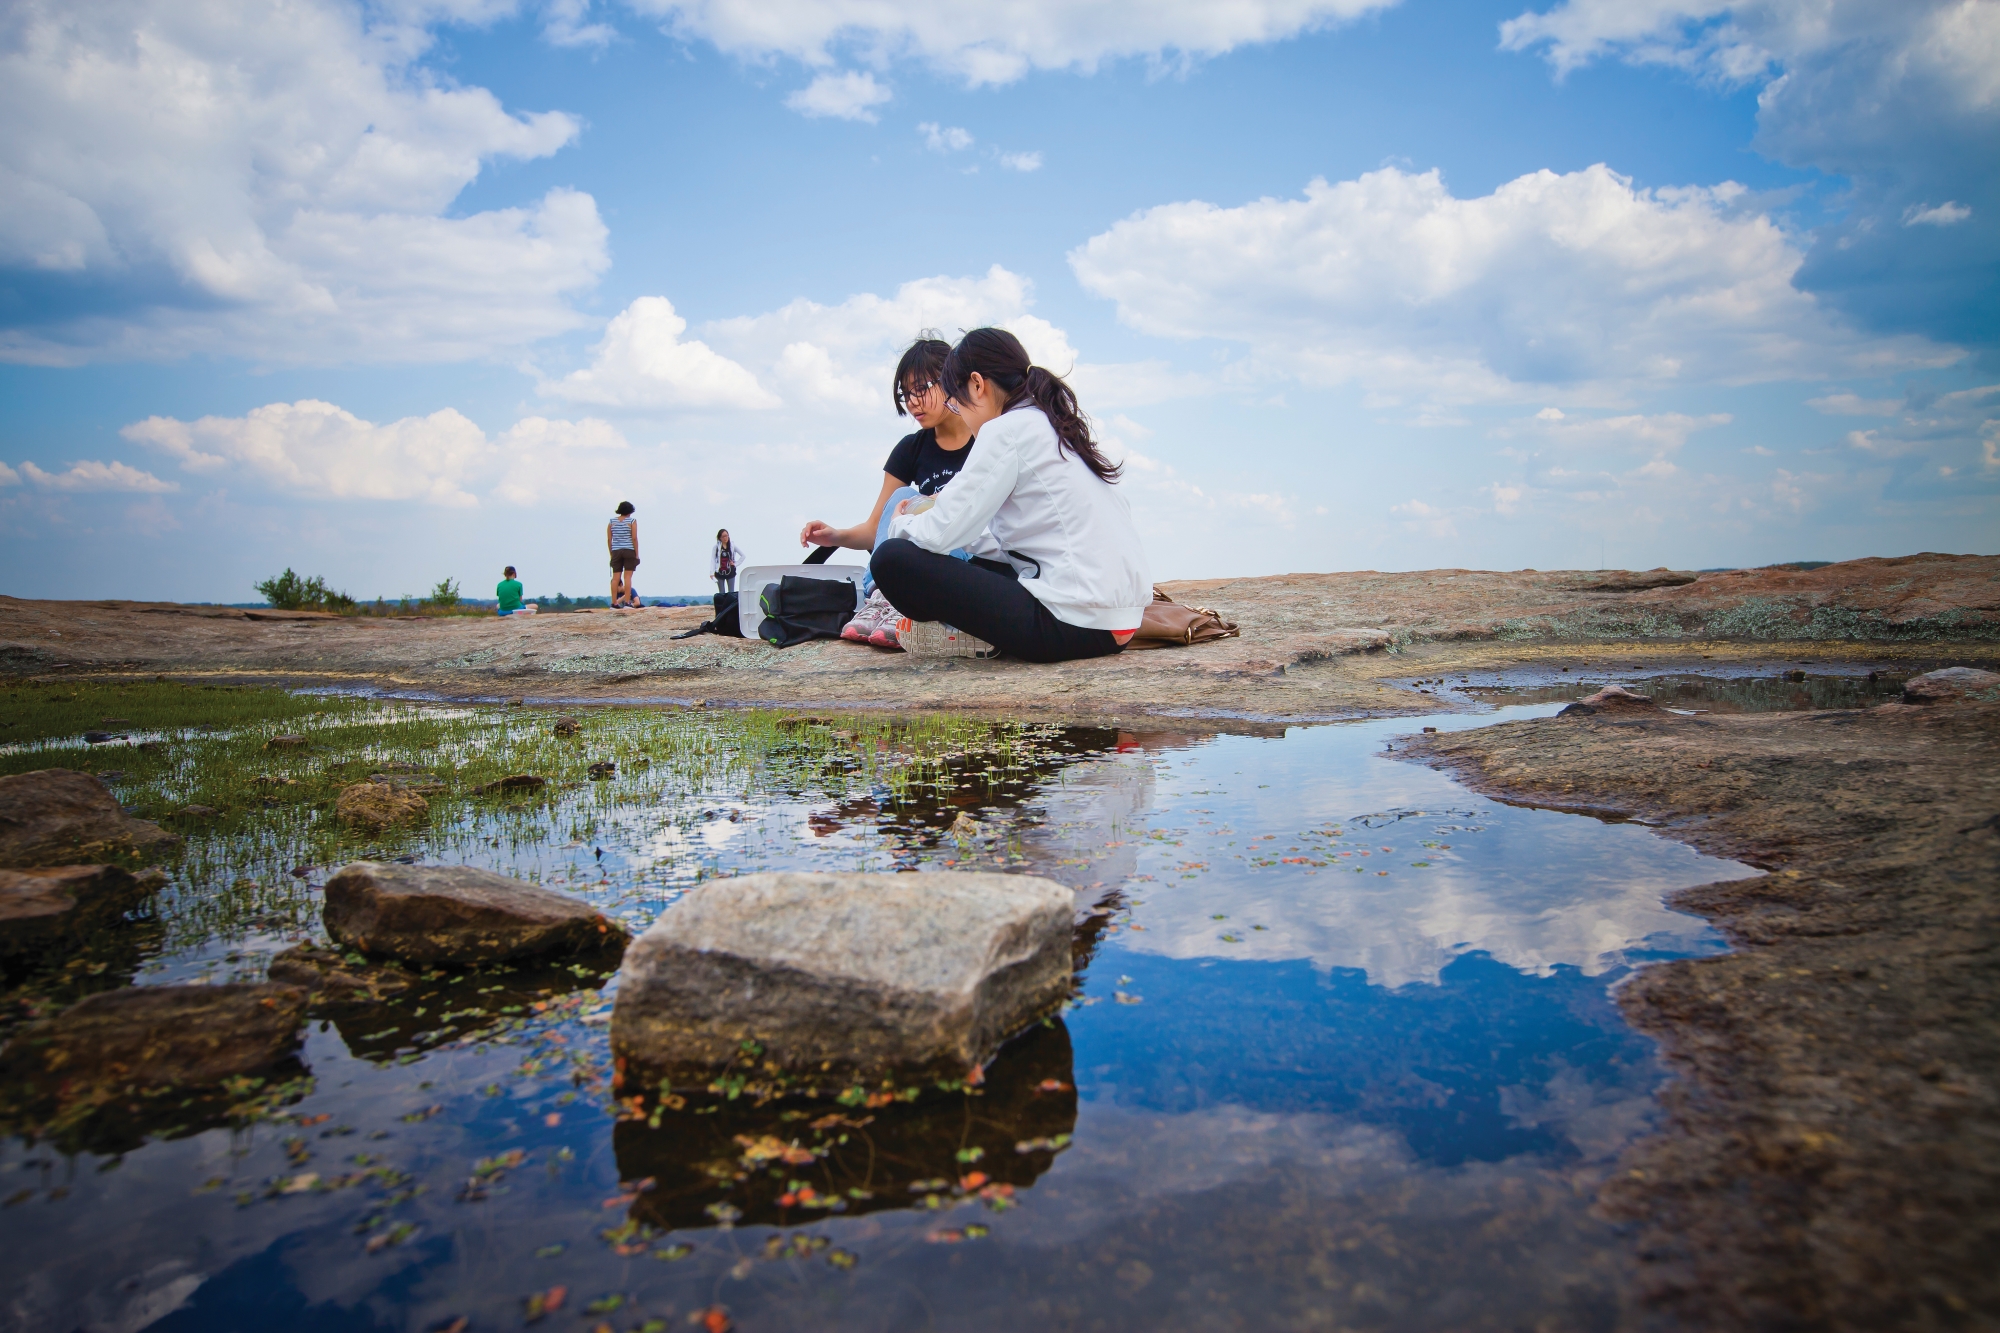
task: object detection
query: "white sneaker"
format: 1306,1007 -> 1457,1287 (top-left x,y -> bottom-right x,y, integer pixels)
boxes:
895,617 -> 999,659
843,589 -> 894,643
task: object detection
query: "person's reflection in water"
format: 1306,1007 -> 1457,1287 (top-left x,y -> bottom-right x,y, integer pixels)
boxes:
614,1019 -> 1078,1232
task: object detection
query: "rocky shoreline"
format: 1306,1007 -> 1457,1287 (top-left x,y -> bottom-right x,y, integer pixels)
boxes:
1397,674 -> 2000,1331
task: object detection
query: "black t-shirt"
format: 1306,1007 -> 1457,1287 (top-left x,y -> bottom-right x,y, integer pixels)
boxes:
884,428 -> 974,496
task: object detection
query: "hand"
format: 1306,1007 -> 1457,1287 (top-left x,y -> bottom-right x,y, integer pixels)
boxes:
894,498 -> 913,517
800,519 -> 837,547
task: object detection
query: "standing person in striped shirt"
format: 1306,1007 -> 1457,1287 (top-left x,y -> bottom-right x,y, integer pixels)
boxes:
607,501 -> 640,608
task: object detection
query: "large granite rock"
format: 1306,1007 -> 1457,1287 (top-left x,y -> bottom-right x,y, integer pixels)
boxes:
1902,666 -> 2000,704
323,860 -> 629,964
0,865 -> 166,958
0,769 -> 180,868
0,983 -> 307,1094
611,871 -> 1075,1086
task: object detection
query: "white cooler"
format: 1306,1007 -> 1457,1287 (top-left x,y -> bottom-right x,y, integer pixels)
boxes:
735,563 -> 868,639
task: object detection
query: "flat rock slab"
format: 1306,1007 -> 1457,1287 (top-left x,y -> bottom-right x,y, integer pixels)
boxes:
612,871 -> 1074,1086
324,860 -> 630,964
0,865 -> 166,957
0,983 -> 306,1094
0,769 -> 180,869
1558,683 -> 1662,717
1902,666 -> 2000,703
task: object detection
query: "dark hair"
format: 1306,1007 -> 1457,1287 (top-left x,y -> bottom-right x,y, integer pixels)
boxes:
615,501 -> 634,516
715,528 -> 729,542
892,335 -> 952,417
503,565 -> 516,577
940,328 -> 1121,482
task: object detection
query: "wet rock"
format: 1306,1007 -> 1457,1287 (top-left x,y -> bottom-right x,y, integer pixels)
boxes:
1901,666 -> 2000,704
0,865 -> 166,958
334,780 -> 429,831
266,734 -> 309,750
476,774 -> 547,795
553,715 -> 582,736
0,983 -> 307,1094
323,860 -> 629,964
611,871 -> 1074,1084
1558,684 -> 1661,717
177,804 -> 219,818
0,769 -> 181,869
587,761 -> 616,779
83,730 -> 120,744
266,943 -> 415,1001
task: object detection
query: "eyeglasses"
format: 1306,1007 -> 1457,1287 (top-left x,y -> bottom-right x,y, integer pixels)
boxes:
901,379 -> 940,400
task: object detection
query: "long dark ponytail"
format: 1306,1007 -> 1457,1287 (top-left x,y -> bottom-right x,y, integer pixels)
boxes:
939,328 -> 1122,482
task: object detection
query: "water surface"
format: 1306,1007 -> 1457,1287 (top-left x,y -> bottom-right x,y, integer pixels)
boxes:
1,701 -> 1756,1333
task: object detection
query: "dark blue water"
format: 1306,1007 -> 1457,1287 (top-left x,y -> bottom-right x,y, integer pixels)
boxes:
1,707 -> 1752,1333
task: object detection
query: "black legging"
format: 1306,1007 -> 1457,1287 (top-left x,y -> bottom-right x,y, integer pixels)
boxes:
870,538 -> 1125,664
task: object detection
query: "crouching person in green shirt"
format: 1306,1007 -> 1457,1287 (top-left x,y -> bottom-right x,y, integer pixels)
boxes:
497,566 -> 534,616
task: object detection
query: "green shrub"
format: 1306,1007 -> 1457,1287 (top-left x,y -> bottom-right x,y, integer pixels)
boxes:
428,577 -> 461,609
254,568 -> 356,612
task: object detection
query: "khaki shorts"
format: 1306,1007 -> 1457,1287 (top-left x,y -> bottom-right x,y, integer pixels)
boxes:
610,549 -> 639,572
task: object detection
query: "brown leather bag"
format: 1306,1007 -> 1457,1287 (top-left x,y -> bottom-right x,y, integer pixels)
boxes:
1126,588 -> 1240,650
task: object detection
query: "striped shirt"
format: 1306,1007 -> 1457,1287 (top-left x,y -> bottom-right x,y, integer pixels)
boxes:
608,518 -> 635,550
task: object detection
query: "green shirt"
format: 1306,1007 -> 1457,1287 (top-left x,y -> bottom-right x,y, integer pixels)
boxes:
496,578 -> 524,611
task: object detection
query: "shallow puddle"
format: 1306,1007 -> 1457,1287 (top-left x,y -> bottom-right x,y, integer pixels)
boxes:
1,696 -> 1756,1333
1451,667 -> 1908,713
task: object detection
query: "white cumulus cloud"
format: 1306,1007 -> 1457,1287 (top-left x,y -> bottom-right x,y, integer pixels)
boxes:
1070,164 -> 1953,404
126,400 -> 508,506
784,71 -> 893,121
919,122 -> 974,152
625,0 -> 1403,85
542,298 -> 781,411
0,0 -> 607,365
999,150 -> 1044,172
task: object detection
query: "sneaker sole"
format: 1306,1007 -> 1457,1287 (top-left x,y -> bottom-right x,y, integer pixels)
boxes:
895,618 -> 998,659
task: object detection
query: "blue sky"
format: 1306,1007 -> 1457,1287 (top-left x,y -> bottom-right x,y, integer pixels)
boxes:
2,0 -> 1994,601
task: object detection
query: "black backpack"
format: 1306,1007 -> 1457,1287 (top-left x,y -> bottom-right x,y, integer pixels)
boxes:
671,590 -> 746,639
757,576 -> 857,648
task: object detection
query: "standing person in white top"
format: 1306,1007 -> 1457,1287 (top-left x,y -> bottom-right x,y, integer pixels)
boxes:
607,501 -> 640,609
871,328 -> 1152,662
711,529 -> 744,595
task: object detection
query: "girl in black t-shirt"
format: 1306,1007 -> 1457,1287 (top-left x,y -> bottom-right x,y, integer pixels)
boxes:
797,337 -> 973,555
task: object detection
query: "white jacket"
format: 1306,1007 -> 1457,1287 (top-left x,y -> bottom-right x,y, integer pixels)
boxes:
710,540 -> 743,577
888,406 -> 1151,631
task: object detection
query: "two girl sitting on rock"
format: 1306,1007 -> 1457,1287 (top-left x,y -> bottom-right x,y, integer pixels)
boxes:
800,328 -> 1151,663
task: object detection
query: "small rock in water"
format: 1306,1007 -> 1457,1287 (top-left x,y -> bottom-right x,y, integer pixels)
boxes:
553,716 -> 582,736
266,735 -> 310,750
507,696 -> 525,707
178,804 -> 220,818
948,812 -> 980,839
476,774 -> 547,795
0,983 -> 307,1095
323,860 -> 630,964
611,871 -> 1073,1085
83,731 -> 118,744
0,864 -> 167,958
1901,667 -> 2000,704
587,761 -> 616,780
334,781 -> 429,832
1558,684 -> 1660,718
0,769 -> 181,869
267,943 -> 415,1001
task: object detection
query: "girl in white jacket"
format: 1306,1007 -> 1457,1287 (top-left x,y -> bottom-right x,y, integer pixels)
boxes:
872,328 -> 1152,662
